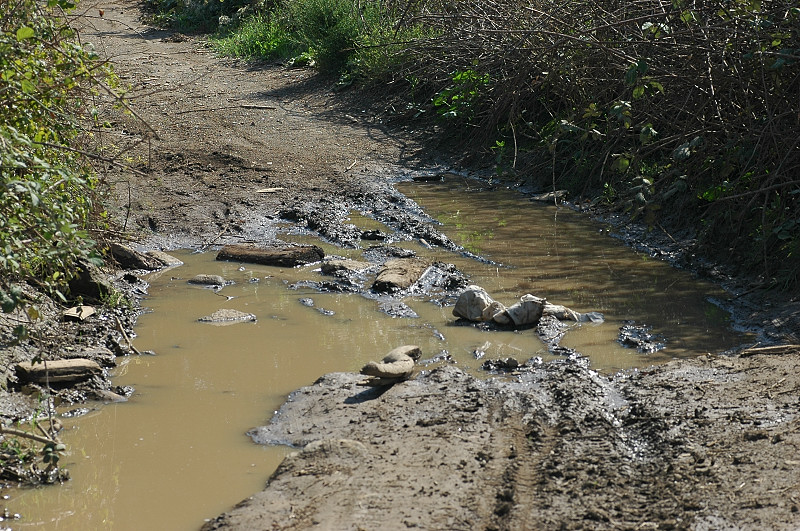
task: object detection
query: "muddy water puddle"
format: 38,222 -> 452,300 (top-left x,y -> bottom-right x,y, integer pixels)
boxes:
9,177 -> 746,529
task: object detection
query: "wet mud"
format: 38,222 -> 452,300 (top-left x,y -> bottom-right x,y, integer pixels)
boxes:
204,346 -> 800,530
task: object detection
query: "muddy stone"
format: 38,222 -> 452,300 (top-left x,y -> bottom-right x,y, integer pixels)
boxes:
320,259 -> 372,276
146,250 -> 183,267
198,309 -> 257,324
109,243 -> 163,270
371,258 -> 429,293
188,274 -> 228,287
16,359 -> 103,385
360,345 -> 421,379
217,244 -> 324,267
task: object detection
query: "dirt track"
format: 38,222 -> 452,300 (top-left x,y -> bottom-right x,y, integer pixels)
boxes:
76,2 -> 800,529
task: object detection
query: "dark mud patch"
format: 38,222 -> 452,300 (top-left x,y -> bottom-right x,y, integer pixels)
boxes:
617,321 -> 666,353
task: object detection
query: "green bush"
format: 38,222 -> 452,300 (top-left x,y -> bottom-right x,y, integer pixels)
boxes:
212,12 -> 298,59
1,0 -> 109,318
287,0 -> 364,72
146,0 -> 255,32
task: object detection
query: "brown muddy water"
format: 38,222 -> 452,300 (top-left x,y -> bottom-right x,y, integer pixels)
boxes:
9,176 -> 746,529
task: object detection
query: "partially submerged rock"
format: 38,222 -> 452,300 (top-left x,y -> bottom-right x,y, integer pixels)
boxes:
198,309 -> 257,325
16,359 -> 103,385
452,285 -> 505,322
147,250 -> 183,267
498,294 -> 545,327
188,274 -> 228,287
109,243 -> 163,270
371,258 -> 429,293
360,345 -> 421,382
320,259 -> 371,276
453,285 -> 600,327
217,244 -> 324,267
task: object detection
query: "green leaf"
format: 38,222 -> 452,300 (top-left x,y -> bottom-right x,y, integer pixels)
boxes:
613,157 -> 631,173
16,26 -> 35,41
20,79 -> 35,93
633,85 -> 646,99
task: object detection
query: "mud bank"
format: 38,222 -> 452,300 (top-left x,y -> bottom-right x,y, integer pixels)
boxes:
205,346 -> 800,530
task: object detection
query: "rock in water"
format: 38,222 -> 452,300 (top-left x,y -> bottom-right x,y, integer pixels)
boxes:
372,258 -> 429,293
147,250 -> 183,267
499,294 -> 545,327
543,303 -> 582,321
188,274 -> 228,287
198,309 -> 257,324
453,285 -> 506,322
321,259 -> 371,276
360,345 -> 421,379
110,243 -> 164,270
217,244 -> 324,267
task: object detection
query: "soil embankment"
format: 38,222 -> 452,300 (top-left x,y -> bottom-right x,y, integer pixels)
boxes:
203,348 -> 800,530
4,1 -> 797,528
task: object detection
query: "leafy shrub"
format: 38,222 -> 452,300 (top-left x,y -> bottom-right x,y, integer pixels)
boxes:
1,0 -> 110,317
212,12 -> 298,59
287,0 -> 365,72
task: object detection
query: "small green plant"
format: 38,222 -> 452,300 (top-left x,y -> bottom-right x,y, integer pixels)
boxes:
211,13 -> 299,60
433,68 -> 490,121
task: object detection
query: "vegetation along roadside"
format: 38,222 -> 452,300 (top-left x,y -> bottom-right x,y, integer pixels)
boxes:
165,0 -> 799,293
0,0 -> 142,484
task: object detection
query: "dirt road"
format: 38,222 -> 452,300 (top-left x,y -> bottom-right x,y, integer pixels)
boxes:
78,2 -> 800,529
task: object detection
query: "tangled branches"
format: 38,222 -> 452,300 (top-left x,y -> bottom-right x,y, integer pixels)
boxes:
387,0 -> 799,289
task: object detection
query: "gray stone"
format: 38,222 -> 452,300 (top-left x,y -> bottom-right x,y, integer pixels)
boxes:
16,358 -> 103,385
188,274 -> 227,287
147,250 -> 184,267
360,345 -> 421,379
543,303 -> 582,321
110,242 -> 163,270
372,258 -> 429,293
217,244 -> 324,267
198,309 -> 257,324
321,259 -> 371,276
501,294 -> 545,327
453,285 -> 506,322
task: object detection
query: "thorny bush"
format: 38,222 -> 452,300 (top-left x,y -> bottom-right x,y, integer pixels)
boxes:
381,0 -> 800,291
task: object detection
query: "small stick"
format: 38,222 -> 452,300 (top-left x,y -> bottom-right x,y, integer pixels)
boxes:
200,225 -> 229,251
0,426 -> 58,446
115,316 -> 142,355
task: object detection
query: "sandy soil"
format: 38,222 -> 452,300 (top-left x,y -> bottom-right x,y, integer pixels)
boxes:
7,0 -> 797,528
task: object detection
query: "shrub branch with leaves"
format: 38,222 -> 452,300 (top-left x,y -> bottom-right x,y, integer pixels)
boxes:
1,0 -> 114,320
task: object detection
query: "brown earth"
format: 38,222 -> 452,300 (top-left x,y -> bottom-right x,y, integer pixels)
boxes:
6,0 -> 799,528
